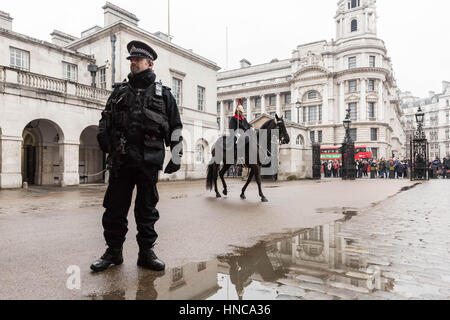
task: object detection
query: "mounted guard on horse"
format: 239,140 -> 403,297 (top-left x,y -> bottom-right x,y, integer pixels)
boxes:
206,99 -> 290,202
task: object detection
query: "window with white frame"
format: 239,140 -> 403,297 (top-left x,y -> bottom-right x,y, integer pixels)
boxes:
349,0 -> 360,9
303,107 -> 307,123
172,78 -> 182,106
310,131 -> 315,143
197,86 -> 205,111
195,144 -> 204,163
99,67 -> 107,89
318,131 -> 323,143
351,19 -> 358,32
349,80 -> 357,92
348,56 -> 356,69
228,101 -> 234,112
371,128 -> 378,141
285,110 -> 291,120
217,102 -> 221,113
446,129 -> 450,140
10,47 -> 30,71
369,56 -> 376,67
255,97 -> 261,108
368,102 -> 376,118
368,79 -> 375,91
308,106 -> 318,122
308,92 -> 318,100
269,95 -> 276,106
348,103 -> 357,120
63,62 -> 78,82
285,93 -> 291,104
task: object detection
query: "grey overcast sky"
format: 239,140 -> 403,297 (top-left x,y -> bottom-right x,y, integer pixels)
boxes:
2,0 -> 449,97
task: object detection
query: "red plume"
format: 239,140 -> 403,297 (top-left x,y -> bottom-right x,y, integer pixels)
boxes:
238,98 -> 243,106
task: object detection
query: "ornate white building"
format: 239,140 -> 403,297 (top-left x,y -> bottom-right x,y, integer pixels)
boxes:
0,2 -> 220,189
218,0 -> 406,179
401,81 -> 450,160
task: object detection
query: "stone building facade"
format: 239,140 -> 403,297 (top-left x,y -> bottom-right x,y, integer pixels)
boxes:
401,81 -> 450,160
218,0 -> 406,179
0,2 -> 220,189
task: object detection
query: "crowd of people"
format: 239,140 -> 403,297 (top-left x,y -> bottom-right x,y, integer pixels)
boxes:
322,156 -> 450,179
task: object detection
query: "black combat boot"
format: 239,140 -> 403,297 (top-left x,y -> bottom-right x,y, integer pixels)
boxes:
137,249 -> 165,272
90,247 -> 124,273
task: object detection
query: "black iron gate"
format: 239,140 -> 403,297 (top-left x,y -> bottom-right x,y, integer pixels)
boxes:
312,143 -> 321,179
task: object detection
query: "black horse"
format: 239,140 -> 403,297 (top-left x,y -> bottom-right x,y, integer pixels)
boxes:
206,115 -> 290,202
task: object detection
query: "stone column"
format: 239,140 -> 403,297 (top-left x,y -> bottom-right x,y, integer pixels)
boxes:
322,83 -> 329,123
0,135 -> 22,189
59,142 -> 80,187
360,78 -> 367,121
362,12 -> 367,33
276,93 -> 282,117
378,80 -> 384,121
292,87 -> 299,123
339,81 -> 345,122
219,100 -> 225,134
247,97 -> 253,121
328,77 -> 335,123
260,94 -> 266,115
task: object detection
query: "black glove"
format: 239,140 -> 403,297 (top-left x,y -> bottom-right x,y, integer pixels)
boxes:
164,160 -> 181,174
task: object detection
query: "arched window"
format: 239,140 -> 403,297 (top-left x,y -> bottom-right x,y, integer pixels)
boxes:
195,144 -> 205,163
296,135 -> 304,147
351,19 -> 358,32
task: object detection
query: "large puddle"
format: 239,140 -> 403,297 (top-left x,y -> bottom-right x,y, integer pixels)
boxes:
87,214 -> 406,300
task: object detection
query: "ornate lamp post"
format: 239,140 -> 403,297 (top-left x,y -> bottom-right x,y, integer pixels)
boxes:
410,106 -> 429,180
341,108 -> 356,180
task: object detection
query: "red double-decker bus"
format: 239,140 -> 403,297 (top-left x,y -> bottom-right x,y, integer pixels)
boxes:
320,146 -> 373,162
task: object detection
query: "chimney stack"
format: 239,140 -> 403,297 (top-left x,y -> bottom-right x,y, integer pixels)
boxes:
103,2 -> 139,27
0,10 -> 13,31
50,30 -> 78,47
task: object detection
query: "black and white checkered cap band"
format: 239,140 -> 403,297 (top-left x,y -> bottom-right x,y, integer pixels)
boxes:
129,46 -> 154,60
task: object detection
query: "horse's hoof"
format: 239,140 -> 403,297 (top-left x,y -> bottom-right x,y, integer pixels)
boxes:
240,194 -> 246,200
223,190 -> 228,196
216,194 -> 222,198
261,197 -> 269,203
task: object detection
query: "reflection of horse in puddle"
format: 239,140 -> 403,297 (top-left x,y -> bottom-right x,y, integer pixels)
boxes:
219,243 -> 286,300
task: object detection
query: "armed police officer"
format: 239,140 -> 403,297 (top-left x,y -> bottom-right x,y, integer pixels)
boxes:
91,41 -> 183,273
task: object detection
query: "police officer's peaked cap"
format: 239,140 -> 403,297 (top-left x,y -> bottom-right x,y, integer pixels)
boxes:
126,40 -> 158,61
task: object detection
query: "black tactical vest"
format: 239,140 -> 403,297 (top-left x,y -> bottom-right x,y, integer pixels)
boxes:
110,81 -> 169,168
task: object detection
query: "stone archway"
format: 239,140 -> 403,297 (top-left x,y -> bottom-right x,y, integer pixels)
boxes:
21,119 -> 65,186
79,126 -> 105,184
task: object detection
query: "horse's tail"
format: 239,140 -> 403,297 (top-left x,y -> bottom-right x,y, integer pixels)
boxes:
206,147 -> 217,191
206,162 -> 215,191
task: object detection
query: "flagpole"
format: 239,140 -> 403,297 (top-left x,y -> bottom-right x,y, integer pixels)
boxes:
226,26 -> 229,70
168,0 -> 171,40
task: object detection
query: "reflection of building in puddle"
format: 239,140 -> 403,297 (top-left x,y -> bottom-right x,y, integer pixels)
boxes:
212,220 -> 394,300
265,220 -> 394,297
90,261 -> 220,300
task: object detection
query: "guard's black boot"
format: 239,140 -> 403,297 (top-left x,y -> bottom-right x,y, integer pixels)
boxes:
137,249 -> 166,271
90,248 -> 123,273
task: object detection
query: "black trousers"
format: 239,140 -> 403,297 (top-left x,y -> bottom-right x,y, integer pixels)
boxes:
102,165 -> 160,250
